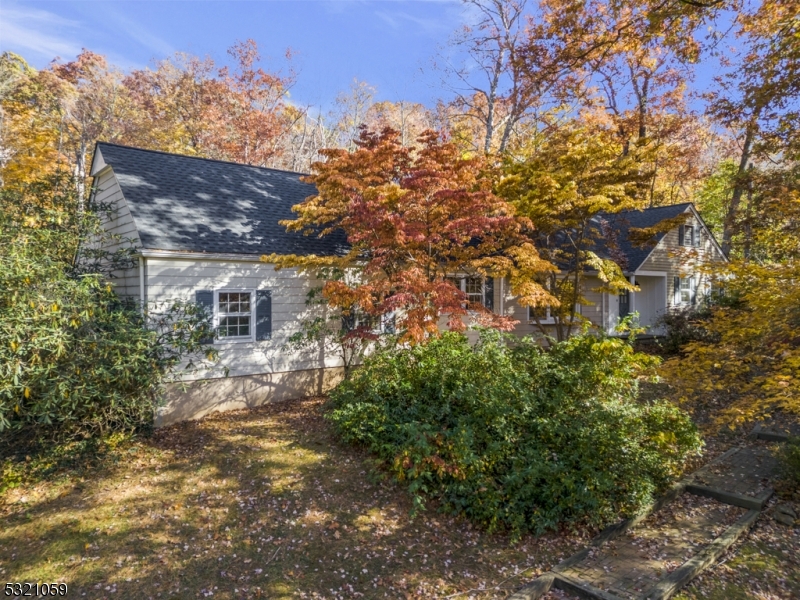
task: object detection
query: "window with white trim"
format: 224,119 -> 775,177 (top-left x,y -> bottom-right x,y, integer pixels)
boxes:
679,278 -> 692,304
446,276 -> 489,307
528,304 -> 555,323
216,291 -> 253,339
527,276 -> 555,323
674,276 -> 697,306
685,225 -> 693,246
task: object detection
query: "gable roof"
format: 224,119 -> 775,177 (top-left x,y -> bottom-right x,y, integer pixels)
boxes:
91,142 -> 348,257
591,203 -> 695,272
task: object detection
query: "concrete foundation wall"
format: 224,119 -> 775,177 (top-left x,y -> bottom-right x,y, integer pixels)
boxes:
156,366 -> 345,427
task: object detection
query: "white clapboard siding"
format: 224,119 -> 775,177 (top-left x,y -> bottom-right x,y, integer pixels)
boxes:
500,275 -> 607,338
93,170 -> 141,299
145,258 -> 343,380
639,212 -> 725,307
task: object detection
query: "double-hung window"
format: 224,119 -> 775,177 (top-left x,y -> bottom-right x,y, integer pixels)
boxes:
679,223 -> 702,248
528,304 -> 554,323
217,291 -> 253,339
446,276 -> 493,309
673,276 -> 697,306
527,277 -> 555,324
195,288 -> 272,343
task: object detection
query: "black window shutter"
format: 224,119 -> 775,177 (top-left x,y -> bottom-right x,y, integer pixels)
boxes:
256,290 -> 272,341
678,225 -> 685,246
695,227 -> 702,247
195,290 -> 214,344
484,276 -> 494,310
341,313 -> 355,333
673,277 -> 681,306
691,278 -> 698,305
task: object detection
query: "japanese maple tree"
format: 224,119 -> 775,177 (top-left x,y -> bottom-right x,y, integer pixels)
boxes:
264,126 -> 550,343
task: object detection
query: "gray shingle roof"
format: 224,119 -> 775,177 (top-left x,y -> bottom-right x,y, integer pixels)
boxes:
592,203 -> 693,271
94,142 -> 348,256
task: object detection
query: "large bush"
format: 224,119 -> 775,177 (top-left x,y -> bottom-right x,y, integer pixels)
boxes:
328,330 -> 702,535
0,176 -> 216,442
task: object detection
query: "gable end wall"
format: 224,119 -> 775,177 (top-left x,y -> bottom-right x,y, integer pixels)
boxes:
94,169 -> 141,299
639,212 -> 725,305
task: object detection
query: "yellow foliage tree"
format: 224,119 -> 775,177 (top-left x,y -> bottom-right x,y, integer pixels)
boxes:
660,260 -> 800,427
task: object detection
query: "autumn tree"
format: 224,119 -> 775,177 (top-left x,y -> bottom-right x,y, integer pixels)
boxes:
0,53 -> 62,188
46,51 -> 129,198
365,100 -> 434,148
705,0 -> 800,256
437,0 -> 541,154
660,1 -> 800,428
329,79 -> 377,151
497,121 -> 645,339
123,53 -> 219,157
264,126 -> 549,343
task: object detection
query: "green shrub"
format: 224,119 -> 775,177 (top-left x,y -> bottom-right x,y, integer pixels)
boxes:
328,330 -> 702,536
0,176 -> 216,442
655,306 -> 717,355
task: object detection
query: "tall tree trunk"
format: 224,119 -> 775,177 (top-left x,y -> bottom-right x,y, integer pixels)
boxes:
722,126 -> 755,257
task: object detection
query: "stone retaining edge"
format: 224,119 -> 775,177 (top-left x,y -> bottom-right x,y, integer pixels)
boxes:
504,572 -> 554,600
750,423 -> 791,442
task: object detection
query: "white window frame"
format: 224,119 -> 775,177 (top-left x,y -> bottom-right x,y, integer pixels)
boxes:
446,275 -> 489,309
342,310 -> 396,335
683,225 -> 695,247
528,304 -> 556,325
214,289 -> 256,343
526,276 -> 556,324
678,276 -> 696,306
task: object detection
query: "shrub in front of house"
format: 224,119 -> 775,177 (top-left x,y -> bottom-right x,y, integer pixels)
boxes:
0,177 -> 216,444
327,330 -> 702,536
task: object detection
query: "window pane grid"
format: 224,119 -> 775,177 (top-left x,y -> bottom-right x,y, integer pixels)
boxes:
218,292 -> 252,338
680,278 -> 691,303
465,277 -> 483,304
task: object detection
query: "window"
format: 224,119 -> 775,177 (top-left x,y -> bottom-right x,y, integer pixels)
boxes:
680,224 -> 702,247
673,276 -> 696,306
446,276 -> 491,308
217,291 -> 252,339
195,288 -> 271,343
684,225 -> 694,247
527,276 -> 555,323
342,310 -> 396,335
464,277 -> 483,305
528,304 -> 554,323
679,278 -> 692,304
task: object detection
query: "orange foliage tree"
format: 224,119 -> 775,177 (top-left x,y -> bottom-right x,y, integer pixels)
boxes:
264,126 -> 550,343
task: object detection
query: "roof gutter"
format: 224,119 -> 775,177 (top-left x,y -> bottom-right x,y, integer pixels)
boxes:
137,249 -> 273,262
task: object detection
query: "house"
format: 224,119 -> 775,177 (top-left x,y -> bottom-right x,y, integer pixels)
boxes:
90,143 -> 726,425
503,203 -> 728,338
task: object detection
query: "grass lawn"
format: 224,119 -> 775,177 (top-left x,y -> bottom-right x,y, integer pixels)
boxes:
0,398 -> 586,599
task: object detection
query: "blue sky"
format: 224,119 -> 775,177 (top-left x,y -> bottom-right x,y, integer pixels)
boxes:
0,0 -> 470,108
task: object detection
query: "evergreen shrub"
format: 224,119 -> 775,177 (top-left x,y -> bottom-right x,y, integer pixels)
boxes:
328,330 -> 702,535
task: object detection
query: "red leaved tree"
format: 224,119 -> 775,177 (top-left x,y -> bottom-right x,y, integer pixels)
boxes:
264,126 -> 549,343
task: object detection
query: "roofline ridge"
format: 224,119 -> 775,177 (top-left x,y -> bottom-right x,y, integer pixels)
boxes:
94,141 -> 312,178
